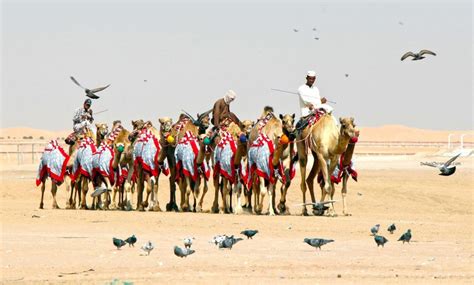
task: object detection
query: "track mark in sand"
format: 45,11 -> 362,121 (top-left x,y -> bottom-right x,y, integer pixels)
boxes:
58,236 -> 88,239
59,268 -> 95,275
90,220 -> 107,223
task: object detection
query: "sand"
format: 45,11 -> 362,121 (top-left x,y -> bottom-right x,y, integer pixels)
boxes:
1,152 -> 473,284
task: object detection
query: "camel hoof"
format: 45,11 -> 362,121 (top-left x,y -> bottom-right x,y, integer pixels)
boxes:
301,208 -> 309,216
211,206 -> 219,214
39,203 -> 44,209
166,202 -> 179,212
80,205 -> 88,210
52,204 -> 60,209
152,205 -> 162,212
343,212 -> 352,216
234,207 -> 243,215
142,201 -> 149,208
137,205 -> 145,211
109,203 -> 118,210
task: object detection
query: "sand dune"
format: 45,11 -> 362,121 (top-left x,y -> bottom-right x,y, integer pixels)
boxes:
0,127 -> 69,140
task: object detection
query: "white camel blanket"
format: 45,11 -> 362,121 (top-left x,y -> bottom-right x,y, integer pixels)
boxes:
175,131 -> 210,182
92,142 -> 115,185
72,137 -> 97,183
36,140 -> 70,186
133,129 -> 169,177
213,131 -> 237,183
247,133 -> 286,188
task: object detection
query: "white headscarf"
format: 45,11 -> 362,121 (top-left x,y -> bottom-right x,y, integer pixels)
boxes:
223,90 -> 236,104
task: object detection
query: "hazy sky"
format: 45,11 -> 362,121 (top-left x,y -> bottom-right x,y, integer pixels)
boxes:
1,0 -> 472,131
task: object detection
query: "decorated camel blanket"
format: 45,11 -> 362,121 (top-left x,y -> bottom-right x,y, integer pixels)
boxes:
36,140 -> 70,186
72,137 -> 97,183
317,154 -> 358,184
213,131 -> 237,183
175,131 -> 210,182
133,129 -> 170,177
92,142 -> 115,185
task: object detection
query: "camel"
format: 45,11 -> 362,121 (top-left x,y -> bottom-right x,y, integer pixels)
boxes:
158,110 -> 212,212
132,120 -> 166,211
210,119 -> 242,214
296,114 -> 357,216
65,126 -> 99,209
319,130 -> 359,216
109,124 -> 132,210
36,140 -> 70,209
247,106 -> 288,216
276,113 -> 297,215
233,119 -> 255,211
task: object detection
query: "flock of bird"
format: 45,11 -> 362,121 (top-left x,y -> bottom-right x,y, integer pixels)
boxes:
371,223 -> 412,248
292,24 -> 437,63
111,226 -> 413,257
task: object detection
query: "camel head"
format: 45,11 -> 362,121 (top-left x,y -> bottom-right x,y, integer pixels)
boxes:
196,110 -> 212,134
240,120 -> 255,136
339,117 -> 357,139
159,117 -> 173,133
95,123 -> 109,140
128,119 -> 146,142
279,113 -> 296,140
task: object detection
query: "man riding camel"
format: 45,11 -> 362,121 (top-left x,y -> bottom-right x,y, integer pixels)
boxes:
211,90 -> 241,128
295,70 -> 333,130
65,98 -> 94,145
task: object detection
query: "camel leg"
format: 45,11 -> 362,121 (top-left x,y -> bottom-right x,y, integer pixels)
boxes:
153,176 -> 161,211
234,181 -> 243,214
268,182 -> 276,216
341,173 -> 351,216
184,177 -> 193,212
136,168 -> 145,211
124,181 -> 133,211
317,152 -> 331,194
197,177 -> 207,212
165,149 -> 179,212
221,179 -> 229,214
211,175 -> 220,213
102,178 -> 113,210
111,184 -> 118,209
253,176 -> 261,214
51,182 -> 60,209
307,152 -> 322,215
39,181 -> 46,209
258,179 -> 267,215
297,141 -> 309,216
80,178 -> 89,209
66,179 -> 75,209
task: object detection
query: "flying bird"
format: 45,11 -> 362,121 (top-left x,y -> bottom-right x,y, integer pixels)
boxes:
345,74 -> 349,78
113,238 -> 126,250
374,235 -> 388,247
314,37 -> 320,40
70,76 -> 110,99
219,235 -> 243,249
241,230 -> 258,239
371,224 -> 380,235
304,238 -> 334,250
400,49 -> 436,61
141,241 -> 154,256
387,224 -> 396,234
174,246 -> 195,258
398,21 -> 404,25
420,153 -> 461,176
183,237 -> 194,249
125,235 -> 137,247
312,27 -> 317,31
293,29 -> 299,32
398,229 -> 412,244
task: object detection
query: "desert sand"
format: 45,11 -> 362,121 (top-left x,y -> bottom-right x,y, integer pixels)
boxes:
1,149 -> 473,284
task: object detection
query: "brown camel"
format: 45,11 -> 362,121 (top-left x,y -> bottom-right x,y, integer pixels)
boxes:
158,111 -> 212,212
233,119 -> 255,211
247,107 -> 288,215
320,130 -> 359,216
36,140 -> 70,209
296,115 -> 357,216
276,113 -> 297,215
110,124 -> 132,210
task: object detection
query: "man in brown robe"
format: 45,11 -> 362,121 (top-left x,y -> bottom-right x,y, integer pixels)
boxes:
211,90 -> 241,127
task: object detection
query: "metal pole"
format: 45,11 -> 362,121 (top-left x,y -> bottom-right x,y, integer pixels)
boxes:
460,134 -> 466,149
447,133 -> 454,149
